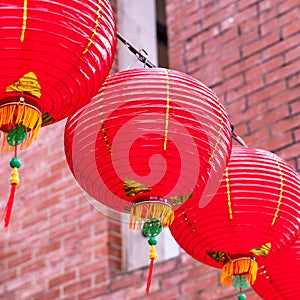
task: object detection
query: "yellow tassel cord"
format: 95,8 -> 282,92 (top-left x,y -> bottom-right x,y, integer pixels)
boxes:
2,166 -> 20,229
129,202 -> 174,230
220,258 -> 258,286
0,104 -> 42,151
149,244 -> 157,260
10,167 -> 20,186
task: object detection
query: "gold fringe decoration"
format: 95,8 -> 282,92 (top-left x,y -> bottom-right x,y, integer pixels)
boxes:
6,72 -> 41,98
0,104 -> 42,151
221,258 -> 258,286
129,202 -> 174,230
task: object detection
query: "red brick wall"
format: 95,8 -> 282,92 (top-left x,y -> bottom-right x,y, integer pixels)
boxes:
167,0 -> 299,171
0,1 -> 299,300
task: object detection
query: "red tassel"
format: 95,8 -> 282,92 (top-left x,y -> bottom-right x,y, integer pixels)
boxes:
146,257 -> 155,296
2,183 -> 17,230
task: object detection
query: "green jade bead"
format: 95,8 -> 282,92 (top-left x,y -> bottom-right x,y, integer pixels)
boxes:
10,157 -> 22,168
148,236 -> 157,246
237,293 -> 246,300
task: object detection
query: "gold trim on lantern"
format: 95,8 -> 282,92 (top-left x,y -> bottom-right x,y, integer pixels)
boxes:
0,102 -> 42,151
20,0 -> 28,42
208,99 -> 223,164
271,156 -> 284,226
163,69 -> 170,151
225,166 -> 233,220
99,76 -> 112,155
129,200 -> 174,230
221,257 -> 258,286
83,0 -> 102,54
6,72 -> 42,99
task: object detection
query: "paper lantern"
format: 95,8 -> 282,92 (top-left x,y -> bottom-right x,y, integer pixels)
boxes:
64,67 -> 232,293
170,145 -> 300,299
0,0 -> 116,228
252,237 -> 300,299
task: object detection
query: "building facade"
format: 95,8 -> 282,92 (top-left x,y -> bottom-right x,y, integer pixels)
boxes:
0,0 -> 299,299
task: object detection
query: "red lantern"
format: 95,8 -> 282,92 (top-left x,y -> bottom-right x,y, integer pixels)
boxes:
64,67 -> 232,294
0,0 -> 116,228
170,145 -> 300,299
252,237 -> 300,299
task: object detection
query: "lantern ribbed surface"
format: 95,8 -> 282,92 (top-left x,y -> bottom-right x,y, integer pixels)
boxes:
64,68 -> 232,224
252,237 -> 300,299
170,145 -> 300,269
0,0 -> 116,124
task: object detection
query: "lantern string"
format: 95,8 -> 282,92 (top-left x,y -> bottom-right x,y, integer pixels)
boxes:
116,32 -> 156,68
20,0 -> 28,42
2,145 -> 21,230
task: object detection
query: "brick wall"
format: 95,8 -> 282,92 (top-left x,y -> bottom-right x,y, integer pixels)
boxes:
0,0 -> 299,299
166,0 -> 299,171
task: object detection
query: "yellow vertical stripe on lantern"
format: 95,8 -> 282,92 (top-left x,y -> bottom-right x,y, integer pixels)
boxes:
271,156 -> 284,226
99,76 -> 112,155
208,100 -> 223,164
20,0 -> 28,42
83,0 -> 102,54
225,166 -> 233,220
163,70 -> 170,151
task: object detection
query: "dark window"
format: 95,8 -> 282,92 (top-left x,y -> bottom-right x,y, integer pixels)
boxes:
156,0 -> 168,67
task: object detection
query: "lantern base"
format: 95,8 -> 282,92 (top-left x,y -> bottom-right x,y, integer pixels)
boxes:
129,196 -> 174,230
0,94 -> 42,151
221,257 -> 258,287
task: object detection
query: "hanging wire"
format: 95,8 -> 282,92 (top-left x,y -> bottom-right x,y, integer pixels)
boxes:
117,31 -> 156,68
116,31 -> 247,147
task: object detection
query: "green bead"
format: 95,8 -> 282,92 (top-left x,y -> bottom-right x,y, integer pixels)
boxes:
148,236 -> 157,246
10,157 -> 22,168
237,293 -> 246,300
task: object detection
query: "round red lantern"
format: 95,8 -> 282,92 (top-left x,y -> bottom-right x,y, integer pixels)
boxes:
65,67 -> 232,226
252,237 -> 300,299
170,145 -> 300,298
0,0 -> 116,228
64,67 -> 232,293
